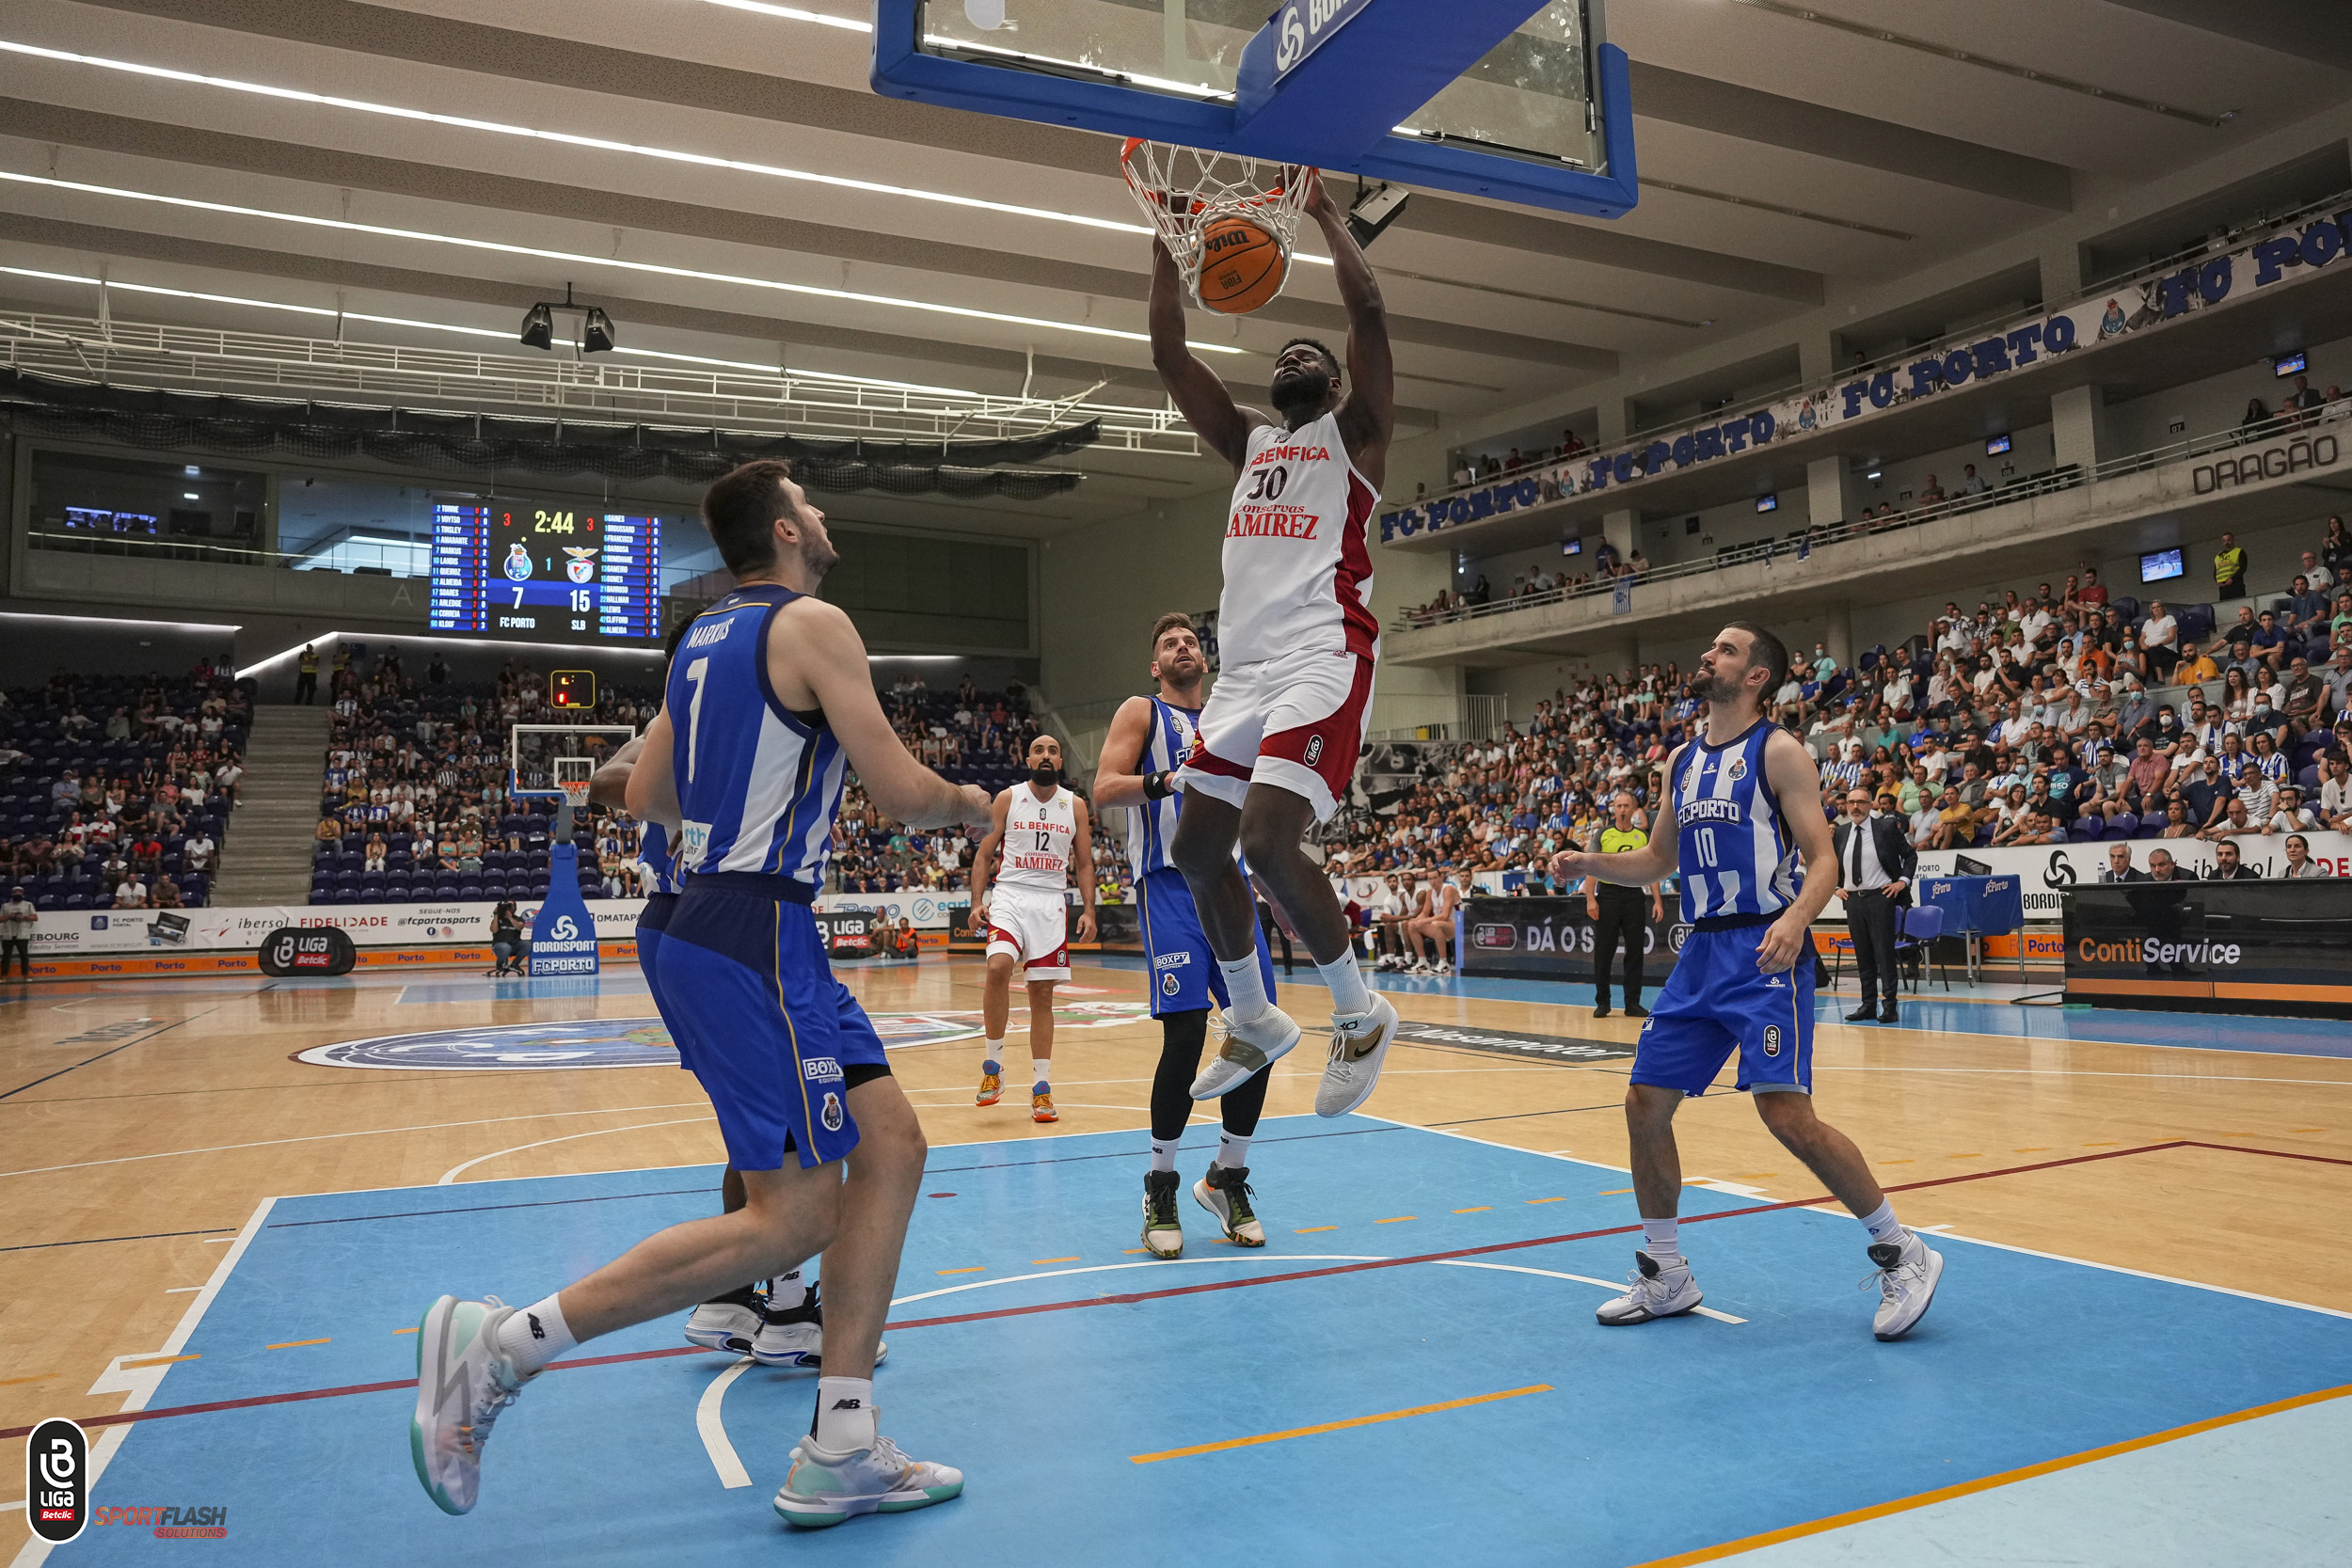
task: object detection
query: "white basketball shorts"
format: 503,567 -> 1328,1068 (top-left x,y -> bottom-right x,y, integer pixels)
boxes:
1175,644 -> 1375,822
984,884 -> 1071,982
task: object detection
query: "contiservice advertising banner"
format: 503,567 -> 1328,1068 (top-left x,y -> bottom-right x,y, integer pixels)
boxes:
1379,200 -> 2352,544
2065,880 -> 2352,1013
28,888 -> 979,957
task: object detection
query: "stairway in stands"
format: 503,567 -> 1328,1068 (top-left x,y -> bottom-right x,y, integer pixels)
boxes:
209,704 -> 333,908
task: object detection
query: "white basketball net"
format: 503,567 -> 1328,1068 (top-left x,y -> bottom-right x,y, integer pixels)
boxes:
1121,138 -> 1311,308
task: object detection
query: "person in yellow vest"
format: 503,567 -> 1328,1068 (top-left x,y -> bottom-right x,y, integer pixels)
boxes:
1584,790 -> 1665,1018
294,643 -> 320,705
2214,531 -> 2248,601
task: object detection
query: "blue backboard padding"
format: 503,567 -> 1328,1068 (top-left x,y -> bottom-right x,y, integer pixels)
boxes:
870,2 -> 1638,218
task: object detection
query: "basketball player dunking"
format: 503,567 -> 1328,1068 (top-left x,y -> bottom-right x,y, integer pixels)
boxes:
1095,612 -> 1281,1255
1549,624 -> 1946,1339
1147,167 -> 1402,1117
589,647 -> 850,1372
411,459 -> 992,1528
970,734 -> 1096,1123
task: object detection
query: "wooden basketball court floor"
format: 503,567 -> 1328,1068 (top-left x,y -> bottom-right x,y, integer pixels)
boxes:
4,957 -> 2349,1565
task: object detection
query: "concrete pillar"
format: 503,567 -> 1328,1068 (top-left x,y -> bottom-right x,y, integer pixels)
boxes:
2051,384 -> 2111,473
1797,332 -> 1838,386
1602,508 -> 1636,561
1822,604 -> 1854,670
1597,400 -> 1629,446
1805,454 -> 1855,531
2040,234 -> 2085,306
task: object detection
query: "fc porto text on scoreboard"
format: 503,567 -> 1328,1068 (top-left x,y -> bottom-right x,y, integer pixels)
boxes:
430,501 -> 662,642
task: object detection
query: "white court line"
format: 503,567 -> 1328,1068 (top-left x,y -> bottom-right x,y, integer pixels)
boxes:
890,1254 -> 1390,1307
437,1117 -> 714,1185
13,1196 -> 277,1568
1928,1226 -> 2352,1322
1436,1260 -> 1747,1323
0,1101 -> 712,1179
1815,1065 -> 2352,1088
695,1358 -> 757,1489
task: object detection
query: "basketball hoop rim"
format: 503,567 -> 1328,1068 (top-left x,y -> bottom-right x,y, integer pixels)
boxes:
1120,137 -> 1313,309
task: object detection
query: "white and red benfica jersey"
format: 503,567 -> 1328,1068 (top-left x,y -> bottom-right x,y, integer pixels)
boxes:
996,783 -> 1077,893
1217,409 -> 1378,666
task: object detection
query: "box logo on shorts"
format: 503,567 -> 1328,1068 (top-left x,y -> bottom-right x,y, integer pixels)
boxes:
803,1056 -> 844,1083
1763,1024 -> 1782,1057
820,1092 -> 844,1132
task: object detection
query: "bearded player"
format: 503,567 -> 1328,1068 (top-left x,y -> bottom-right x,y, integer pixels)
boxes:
1549,623 -> 1946,1341
1095,612 -> 1280,1255
1146,166 -> 1401,1118
970,734 -> 1096,1123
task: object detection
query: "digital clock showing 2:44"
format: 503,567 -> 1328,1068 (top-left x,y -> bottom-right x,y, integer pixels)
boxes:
494,507 -> 605,632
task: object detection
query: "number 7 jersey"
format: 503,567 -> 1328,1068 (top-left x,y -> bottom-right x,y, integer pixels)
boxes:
1670,719 -> 1802,923
665,584 -> 848,889
1217,408 -> 1379,667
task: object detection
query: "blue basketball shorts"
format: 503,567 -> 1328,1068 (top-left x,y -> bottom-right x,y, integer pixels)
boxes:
656,875 -> 890,1170
1629,918 -> 1814,1097
636,889 -> 681,1038
1136,867 -> 1276,1018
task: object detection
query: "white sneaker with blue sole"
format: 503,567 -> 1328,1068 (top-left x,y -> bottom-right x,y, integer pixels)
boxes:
410,1295 -> 532,1515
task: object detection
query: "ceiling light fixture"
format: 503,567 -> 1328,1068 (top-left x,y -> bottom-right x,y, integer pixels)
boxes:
517,300 -> 555,351
0,171 -> 1245,351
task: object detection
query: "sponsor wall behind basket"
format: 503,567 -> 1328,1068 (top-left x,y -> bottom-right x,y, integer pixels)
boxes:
28,889 -> 977,957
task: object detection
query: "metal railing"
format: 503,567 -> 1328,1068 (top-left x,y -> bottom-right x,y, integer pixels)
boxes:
1393,404 -> 2352,637
0,311 -> 1202,456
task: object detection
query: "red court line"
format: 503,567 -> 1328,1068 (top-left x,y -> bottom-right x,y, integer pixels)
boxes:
7,1136 -> 2320,1441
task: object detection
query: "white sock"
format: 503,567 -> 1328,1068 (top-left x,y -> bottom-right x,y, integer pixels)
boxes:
496,1292 -> 575,1376
1218,952 -> 1271,1019
1640,1217 -> 1683,1268
1317,950 -> 1373,1017
771,1267 -> 806,1306
1858,1199 -> 1906,1247
1150,1137 -> 1179,1173
982,1036 -> 1004,1075
1217,1131 -> 1252,1170
812,1376 -> 876,1453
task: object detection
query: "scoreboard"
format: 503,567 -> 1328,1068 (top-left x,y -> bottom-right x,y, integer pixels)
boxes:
430,501 -> 663,642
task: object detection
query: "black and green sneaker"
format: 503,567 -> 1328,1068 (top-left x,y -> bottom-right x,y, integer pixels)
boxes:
1141,1168 -> 1184,1259
1194,1164 -> 1264,1246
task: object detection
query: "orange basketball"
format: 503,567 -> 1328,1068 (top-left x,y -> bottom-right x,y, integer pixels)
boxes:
1195,214 -> 1286,314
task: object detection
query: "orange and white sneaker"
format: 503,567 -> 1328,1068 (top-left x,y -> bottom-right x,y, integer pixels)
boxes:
1031,1090 -> 1057,1123
975,1072 -> 1002,1107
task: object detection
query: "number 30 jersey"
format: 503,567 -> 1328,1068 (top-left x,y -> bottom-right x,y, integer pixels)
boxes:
996,784 -> 1076,893
665,584 -> 848,890
1670,719 -> 1801,924
1217,408 -> 1379,667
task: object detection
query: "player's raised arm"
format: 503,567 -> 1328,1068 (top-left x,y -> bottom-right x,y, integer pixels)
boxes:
1302,169 -> 1394,481
588,735 -> 644,812
623,713 -> 681,827
1150,237 -> 1264,469
1091,695 -> 1162,809
1756,728 -> 1841,973
787,599 -> 993,832
1553,746 -> 1683,887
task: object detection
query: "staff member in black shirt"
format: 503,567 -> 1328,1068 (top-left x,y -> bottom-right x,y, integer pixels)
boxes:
1833,788 -> 1916,1023
1583,791 -> 1663,1019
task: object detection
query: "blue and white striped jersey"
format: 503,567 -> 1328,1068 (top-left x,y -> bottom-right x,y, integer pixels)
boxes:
666,585 -> 846,889
1128,694 -> 1200,879
637,819 -> 685,895
1671,720 -> 1802,923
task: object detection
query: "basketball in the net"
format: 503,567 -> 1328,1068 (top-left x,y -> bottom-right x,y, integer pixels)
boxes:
1196,214 -> 1286,314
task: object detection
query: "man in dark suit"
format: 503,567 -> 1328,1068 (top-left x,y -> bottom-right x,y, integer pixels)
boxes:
1833,788 -> 1916,1023
2206,839 -> 2262,879
2098,843 -> 2151,883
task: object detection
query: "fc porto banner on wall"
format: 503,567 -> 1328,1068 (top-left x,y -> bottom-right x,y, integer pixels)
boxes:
1381,200 -> 2352,544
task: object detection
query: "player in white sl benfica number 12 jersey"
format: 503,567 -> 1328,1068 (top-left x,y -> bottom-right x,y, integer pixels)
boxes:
1146,166 -> 1402,1120
969,733 -> 1096,1124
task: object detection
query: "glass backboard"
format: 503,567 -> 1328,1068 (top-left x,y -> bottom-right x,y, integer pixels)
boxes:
873,0 -> 1636,218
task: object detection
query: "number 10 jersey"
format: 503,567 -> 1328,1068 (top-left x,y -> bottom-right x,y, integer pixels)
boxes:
1669,719 -> 1802,924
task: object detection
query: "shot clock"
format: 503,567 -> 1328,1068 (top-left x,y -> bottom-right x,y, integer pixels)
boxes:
430,500 -> 662,642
